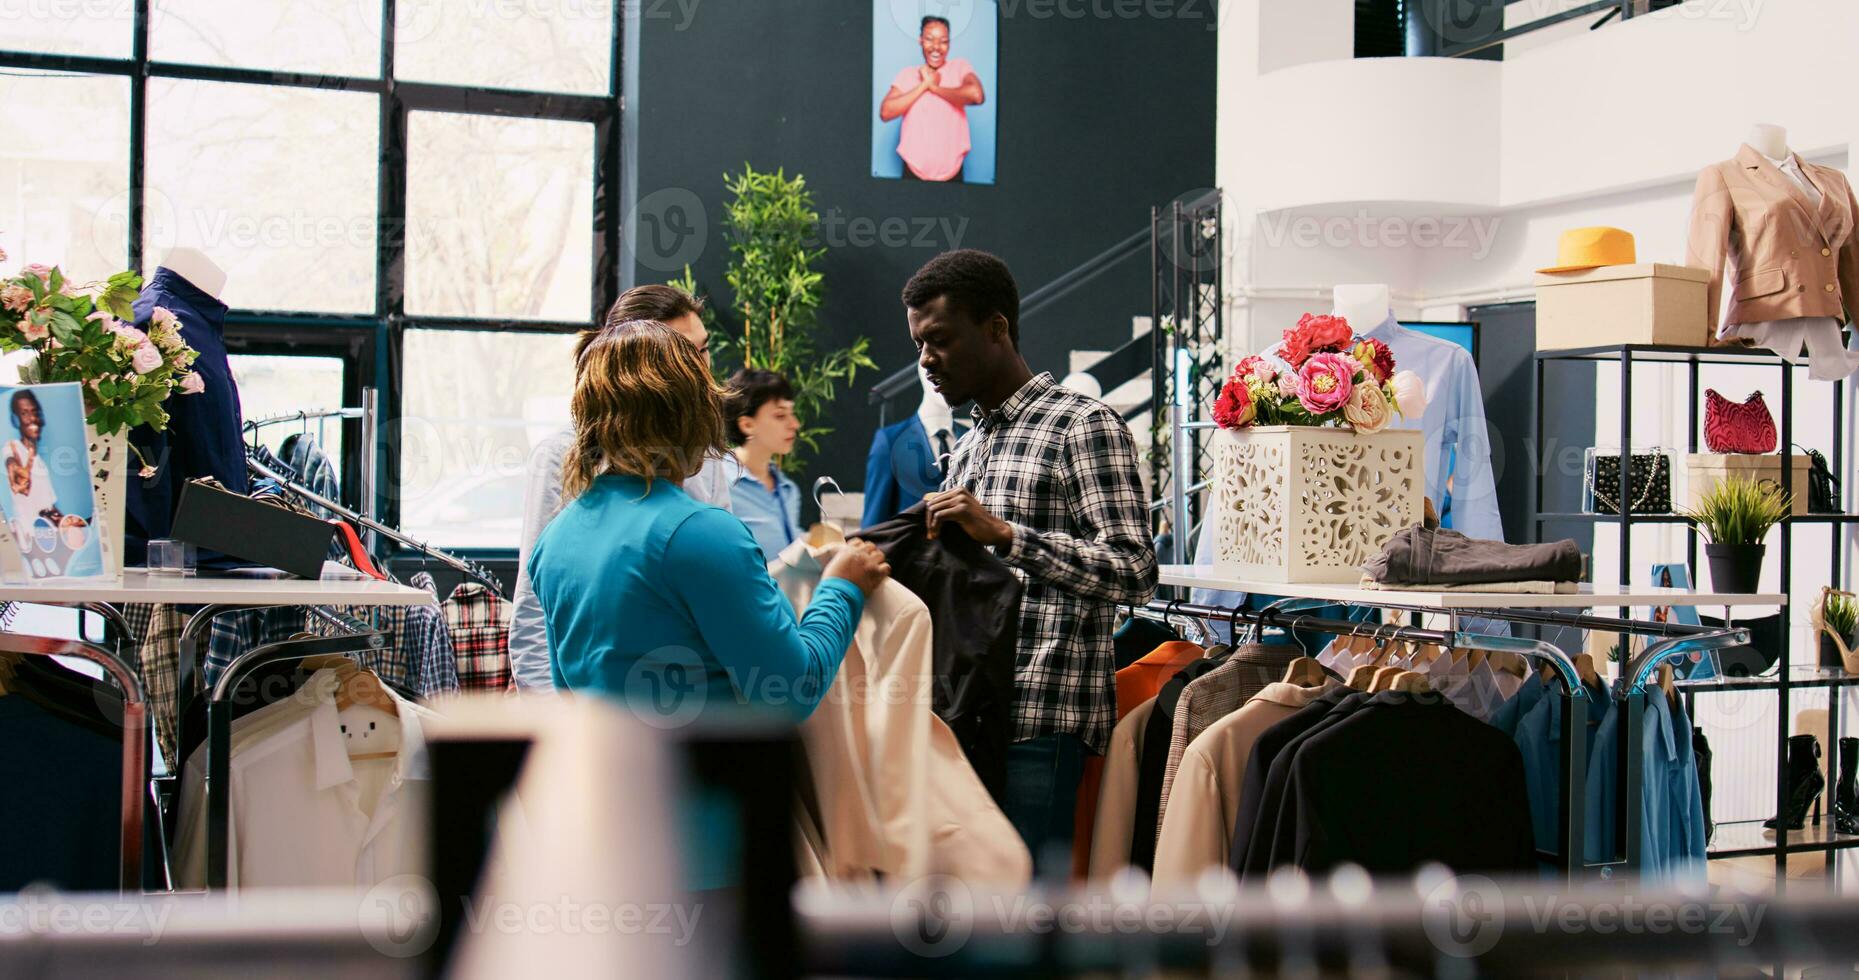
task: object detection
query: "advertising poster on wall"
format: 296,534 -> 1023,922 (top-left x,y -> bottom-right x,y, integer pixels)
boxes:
872,0 -> 999,184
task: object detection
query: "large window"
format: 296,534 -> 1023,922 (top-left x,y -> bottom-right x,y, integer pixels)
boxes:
0,3 -> 622,551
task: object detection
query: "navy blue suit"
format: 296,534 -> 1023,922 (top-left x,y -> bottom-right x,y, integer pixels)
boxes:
861,415 -> 964,528
126,268 -> 249,566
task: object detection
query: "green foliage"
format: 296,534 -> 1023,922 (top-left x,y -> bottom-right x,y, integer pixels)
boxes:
0,261 -> 201,459
675,165 -> 876,473
1681,475 -> 1792,546
1826,592 -> 1858,640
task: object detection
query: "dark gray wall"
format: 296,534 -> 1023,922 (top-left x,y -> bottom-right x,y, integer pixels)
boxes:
629,0 -> 1216,507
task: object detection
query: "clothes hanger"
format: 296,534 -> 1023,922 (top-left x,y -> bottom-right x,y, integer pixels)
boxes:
1389,670 -> 1431,695
1368,664 -> 1406,693
328,661 -> 399,761
1345,663 -> 1380,691
807,476 -> 849,548
1572,652 -> 1601,688
1281,656 -> 1328,687
1657,662 -> 1678,709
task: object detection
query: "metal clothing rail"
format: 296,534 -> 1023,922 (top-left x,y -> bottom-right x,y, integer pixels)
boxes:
803,876 -> 1859,978
246,453 -> 502,593
203,627 -> 389,889
241,407 -> 366,434
0,632 -> 149,892
1132,597 -> 1749,882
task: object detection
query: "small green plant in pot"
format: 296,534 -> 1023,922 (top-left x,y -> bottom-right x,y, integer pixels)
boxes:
1681,475 -> 1792,595
1819,589 -> 1858,671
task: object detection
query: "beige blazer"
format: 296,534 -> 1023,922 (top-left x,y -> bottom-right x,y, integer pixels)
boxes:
1687,144 -> 1859,334
773,544 -> 1031,886
1087,696 -> 1158,880
1150,682 -> 1330,889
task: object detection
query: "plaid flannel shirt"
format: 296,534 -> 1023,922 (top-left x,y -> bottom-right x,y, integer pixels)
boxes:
204,574 -> 460,698
119,602 -> 188,771
943,373 -> 1157,754
442,582 -> 513,693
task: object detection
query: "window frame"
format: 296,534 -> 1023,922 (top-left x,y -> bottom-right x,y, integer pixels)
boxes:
0,0 -> 623,549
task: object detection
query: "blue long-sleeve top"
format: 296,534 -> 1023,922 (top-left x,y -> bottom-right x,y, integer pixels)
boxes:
528,473 -> 862,723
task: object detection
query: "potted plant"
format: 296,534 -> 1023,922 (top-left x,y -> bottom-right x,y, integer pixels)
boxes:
0,247 -> 204,576
1815,587 -> 1858,672
1205,314 -> 1429,583
1681,474 -> 1791,595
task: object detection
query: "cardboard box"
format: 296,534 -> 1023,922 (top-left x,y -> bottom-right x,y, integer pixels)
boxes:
1535,263 -> 1711,351
1683,453 -> 1811,517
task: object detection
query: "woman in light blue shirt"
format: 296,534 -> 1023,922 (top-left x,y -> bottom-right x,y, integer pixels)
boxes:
723,368 -> 804,561
528,322 -> 890,724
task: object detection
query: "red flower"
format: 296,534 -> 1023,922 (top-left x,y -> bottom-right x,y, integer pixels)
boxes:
1352,337 -> 1395,382
1280,313 -> 1355,367
1213,377 -> 1256,430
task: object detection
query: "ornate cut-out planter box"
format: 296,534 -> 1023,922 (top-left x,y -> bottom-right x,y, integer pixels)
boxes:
1209,426 -> 1423,584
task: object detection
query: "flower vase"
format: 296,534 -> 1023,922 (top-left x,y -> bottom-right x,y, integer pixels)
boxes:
1209,425 -> 1424,584
86,425 -> 128,580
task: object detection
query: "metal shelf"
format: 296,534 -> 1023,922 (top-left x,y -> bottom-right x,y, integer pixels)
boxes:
1535,343 -> 1831,366
1677,666 -> 1859,695
1708,819 -> 1859,859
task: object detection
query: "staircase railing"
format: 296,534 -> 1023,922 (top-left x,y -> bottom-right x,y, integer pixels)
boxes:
867,225 -> 1153,407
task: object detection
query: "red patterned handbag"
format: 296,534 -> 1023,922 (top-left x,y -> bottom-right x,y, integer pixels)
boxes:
1704,389 -> 1777,454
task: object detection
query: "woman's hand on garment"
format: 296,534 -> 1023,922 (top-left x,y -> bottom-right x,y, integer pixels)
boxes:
824,538 -> 891,596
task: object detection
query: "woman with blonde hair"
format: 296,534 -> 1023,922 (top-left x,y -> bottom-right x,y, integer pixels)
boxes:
527,319 -> 889,721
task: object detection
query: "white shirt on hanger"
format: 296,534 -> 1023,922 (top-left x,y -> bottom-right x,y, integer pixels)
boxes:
173,669 -> 433,890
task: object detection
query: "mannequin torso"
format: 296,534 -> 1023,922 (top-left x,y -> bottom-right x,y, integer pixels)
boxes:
1332,283 -> 1392,332
159,248 -> 227,298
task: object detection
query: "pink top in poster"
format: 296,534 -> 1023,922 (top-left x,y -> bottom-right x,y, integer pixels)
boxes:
891,57 -> 976,181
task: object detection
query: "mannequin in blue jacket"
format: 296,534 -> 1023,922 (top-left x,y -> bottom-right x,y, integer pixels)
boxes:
863,365 -> 966,527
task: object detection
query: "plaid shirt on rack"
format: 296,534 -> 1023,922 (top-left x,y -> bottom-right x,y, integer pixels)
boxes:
119,602 -> 188,770
943,372 -> 1157,754
204,575 -> 460,698
442,582 -> 513,693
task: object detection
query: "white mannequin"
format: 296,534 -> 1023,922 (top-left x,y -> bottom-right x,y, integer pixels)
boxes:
159,247 -> 226,298
1746,123 -> 1789,161
915,362 -> 954,435
1332,283 -> 1392,332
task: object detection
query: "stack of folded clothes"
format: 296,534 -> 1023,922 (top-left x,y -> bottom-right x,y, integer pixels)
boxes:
1361,526 -> 1583,593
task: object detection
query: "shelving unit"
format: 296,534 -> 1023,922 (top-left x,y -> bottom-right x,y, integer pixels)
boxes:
1529,342 -> 1855,887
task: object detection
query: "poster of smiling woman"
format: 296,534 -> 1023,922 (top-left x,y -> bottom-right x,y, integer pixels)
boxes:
872,0 -> 999,184
0,383 -> 103,579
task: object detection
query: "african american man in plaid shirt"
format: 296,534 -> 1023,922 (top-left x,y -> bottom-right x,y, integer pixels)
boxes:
902,249 -> 1157,871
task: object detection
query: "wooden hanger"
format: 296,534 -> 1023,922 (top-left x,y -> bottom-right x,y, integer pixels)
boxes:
1345,663 -> 1379,691
1465,647 -> 1488,671
1368,665 -> 1406,693
1493,652 -> 1528,679
333,664 -> 399,762
808,521 -> 846,548
1390,671 -> 1432,695
1657,662 -> 1678,708
1573,652 -> 1600,688
1412,642 -> 1444,667
1281,657 -> 1327,687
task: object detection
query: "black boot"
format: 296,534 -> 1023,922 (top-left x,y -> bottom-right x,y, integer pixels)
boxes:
1692,726 -> 1715,844
1763,734 -> 1825,831
1835,737 -> 1858,836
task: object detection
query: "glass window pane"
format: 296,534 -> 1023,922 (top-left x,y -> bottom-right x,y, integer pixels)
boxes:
0,72 -> 130,285
0,1 -> 133,58
230,354 -> 348,467
395,0 -> 612,95
398,328 -> 576,549
405,112 -> 594,322
151,0 -> 384,78
144,78 -> 378,313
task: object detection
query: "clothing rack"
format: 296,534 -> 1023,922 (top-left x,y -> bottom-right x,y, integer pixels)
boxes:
243,402 -> 378,527
0,631 -> 149,892
203,623 -> 389,889
1130,596 -> 1748,881
246,452 -> 503,594
802,875 -> 1857,978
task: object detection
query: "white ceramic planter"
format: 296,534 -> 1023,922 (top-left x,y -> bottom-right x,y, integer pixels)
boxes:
87,425 -> 127,580
1209,425 -> 1424,584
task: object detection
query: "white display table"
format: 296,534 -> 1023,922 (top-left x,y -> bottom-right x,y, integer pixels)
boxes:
0,570 -> 434,607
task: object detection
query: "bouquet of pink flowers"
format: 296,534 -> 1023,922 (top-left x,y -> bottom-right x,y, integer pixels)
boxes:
0,241 -> 204,475
1213,313 -> 1427,433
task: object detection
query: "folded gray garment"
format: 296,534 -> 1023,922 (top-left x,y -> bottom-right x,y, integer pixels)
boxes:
1357,578 -> 1578,594
1361,526 -> 1583,586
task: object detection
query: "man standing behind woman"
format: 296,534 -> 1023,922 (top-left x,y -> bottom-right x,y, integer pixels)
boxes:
904,249 -> 1157,873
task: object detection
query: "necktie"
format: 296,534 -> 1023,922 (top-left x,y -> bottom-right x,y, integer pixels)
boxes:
935,429 -> 953,477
